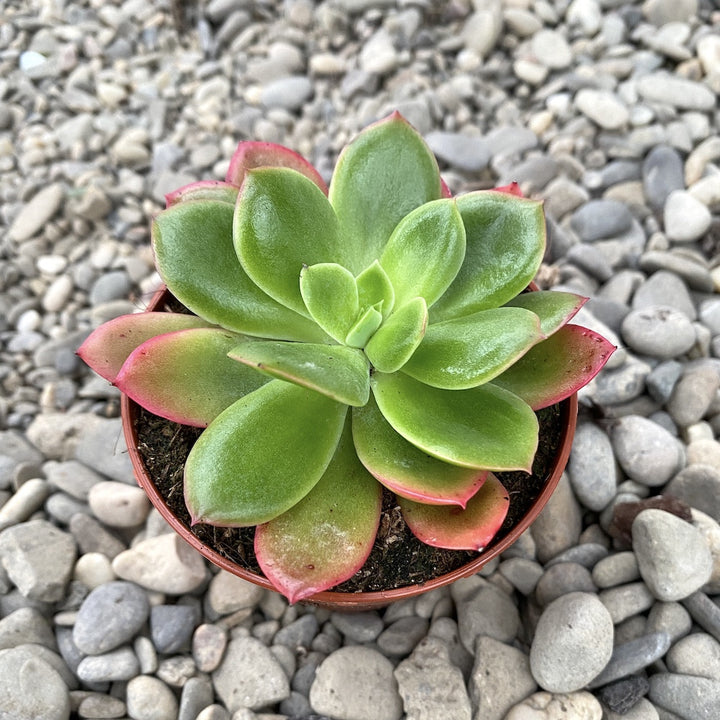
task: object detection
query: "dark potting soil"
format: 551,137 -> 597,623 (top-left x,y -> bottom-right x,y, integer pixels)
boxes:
134,400 -> 565,594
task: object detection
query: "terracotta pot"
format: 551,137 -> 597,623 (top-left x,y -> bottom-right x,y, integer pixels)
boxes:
123,286 -> 577,610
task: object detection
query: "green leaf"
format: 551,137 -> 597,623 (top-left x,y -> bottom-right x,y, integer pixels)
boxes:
380,199 -> 466,308
329,112 -> 443,274
491,324 -> 616,410
165,181 -> 239,207
255,419 -> 382,603
115,328 -> 268,427
345,304 -> 383,348
228,340 -> 370,407
185,381 -> 347,526
402,307 -> 543,389
352,395 -> 488,507
300,263 -> 359,343
152,200 -> 326,342
225,141 -> 328,193
430,192 -> 546,322
77,312 -> 211,383
399,473 -> 510,550
364,297 -> 428,373
234,168 -> 343,317
371,372 -> 539,471
356,260 -> 395,318
505,290 -> 587,336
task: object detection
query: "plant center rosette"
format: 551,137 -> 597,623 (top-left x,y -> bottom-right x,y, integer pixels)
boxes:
79,113 -> 615,603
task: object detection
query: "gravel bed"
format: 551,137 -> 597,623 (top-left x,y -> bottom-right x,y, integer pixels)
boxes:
1,0 -> 720,718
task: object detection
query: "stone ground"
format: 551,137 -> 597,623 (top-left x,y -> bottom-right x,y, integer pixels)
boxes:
1,0 -> 720,718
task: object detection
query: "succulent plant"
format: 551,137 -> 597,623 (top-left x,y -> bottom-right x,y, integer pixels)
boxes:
79,113 -> 614,602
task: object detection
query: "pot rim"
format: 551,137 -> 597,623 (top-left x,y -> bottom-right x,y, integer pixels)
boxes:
122,286 -> 577,609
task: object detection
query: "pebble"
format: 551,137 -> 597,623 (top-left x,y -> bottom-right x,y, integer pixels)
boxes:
72,581 -> 149,655
207,570 -> 265,615
664,190 -> 713,243
636,73 -> 716,111
193,623 -> 228,673
76,646 -> 140,682
666,365 -> 719,427
535,563 -> 597,607
260,76 -> 313,111
530,592 -> 614,692
395,637 -> 472,720
87,481 -> 150,528
470,635 -> 537,720
598,582 -> 655,624
377,616 -> 429,656
425,132 -> 490,172
530,475 -> 582,563
646,601 -> 693,642
531,30 -> 573,69
621,306 -> 696,359
212,636 -> 290,712
126,675 -> 179,720
112,533 -> 208,594
330,611 -> 384,643
150,604 -> 198,654
665,465 -> 720,522
8,183 -> 65,242
648,673 -> 720,719
0,607 -> 56,650
570,200 -> 634,242
309,646 -> 402,720
631,271 -> 696,320
575,90 -> 629,130
0,519 -> 76,601
588,632 -> 672,688
666,632 -> 720,679
632,509 -> 713,601
568,421 -> 617,511
0,647 -> 70,720
642,146 -> 685,211
456,582 -> 520,652
505,690 -> 603,719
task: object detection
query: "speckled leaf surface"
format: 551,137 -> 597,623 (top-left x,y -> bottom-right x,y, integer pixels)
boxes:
255,420 -> 382,603
399,473 -> 510,550
185,381 -> 347,526
379,199 -> 465,308
329,112 -> 443,274
115,328 -> 267,427
430,192 -> 545,322
352,395 -> 488,507
491,324 -> 616,410
76,312 -> 210,383
371,372 -> 539,471
228,340 -> 370,407
152,200 -> 324,342
403,307 -> 542,389
234,168 -> 343,317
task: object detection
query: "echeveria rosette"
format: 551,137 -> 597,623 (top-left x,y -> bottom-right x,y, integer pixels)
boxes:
78,112 -> 615,603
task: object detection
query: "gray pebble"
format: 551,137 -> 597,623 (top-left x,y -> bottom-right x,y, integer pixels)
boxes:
0,606 -> 56,650
72,417 -> 134,484
456,582 -> 520,653
260,76 -> 313,112
545,543 -> 609,569
632,271 -> 696,320
637,73 -> 716,111
330,611 -> 383,643
682,592 -> 720,644
535,563 -> 598,607
570,200 -> 634,242
666,632 -> 720,680
588,632 -> 672,688
664,190 -> 713,244
76,645 -> 139,682
665,465 -> 720,522
8,183 -> 65,242
592,552 -> 640,589
568,421 -> 617,511
88,270 -> 132,305
599,582 -> 656,624
151,604 -> 198,654
639,251 -> 714,293
642,146 -> 685,211
425,131 -> 490,172
126,675 -> 179,720
530,592 -> 614,692
646,360 -> 684,404
193,623 -> 227,673
73,581 -> 150,655
178,675 -> 214,720
649,673 -> 720,719
377,616 -> 429,656
274,613 -> 318,649
498,557 -> 544,596
666,364 -> 720,427
647,601 -> 693,643
69,514 -> 126,559
633,509 -> 713,601
621,306 -> 696,359
530,475 -> 582,564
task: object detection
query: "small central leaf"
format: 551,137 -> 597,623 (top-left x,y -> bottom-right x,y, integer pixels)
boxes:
185,381 -> 347,527
228,340 -> 370,407
300,263 -> 359,343
356,260 -> 395,318
345,304 -> 383,348
364,297 -> 428,373
380,199 -> 466,309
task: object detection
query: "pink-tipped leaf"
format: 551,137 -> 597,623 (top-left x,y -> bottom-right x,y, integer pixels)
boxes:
77,312 -> 211,383
491,324 -> 616,410
505,290 -> 587,337
399,473 -> 510,551
255,419 -> 382,603
115,328 -> 268,427
165,181 -> 240,207
352,395 -> 488,508
226,141 -> 328,193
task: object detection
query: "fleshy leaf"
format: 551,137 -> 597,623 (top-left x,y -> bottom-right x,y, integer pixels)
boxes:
345,304 -> 383,348
402,307 -> 543,390
115,328 -> 268,427
399,473 -> 510,550
365,297 -> 428,373
77,312 -> 210,383
185,381 -> 347,526
505,291 -> 586,336
371,372 -> 538,471
226,141 -> 328,193
329,112 -> 443,274
430,192 -> 546,322
380,199 -> 466,308
492,182 -> 523,196
165,181 -> 239,207
491,324 -> 616,410
300,263 -> 359,343
356,260 -> 395,319
152,200 -> 326,342
255,419 -> 382,603
352,394 -> 488,507
234,168 -> 343,316
228,340 -> 370,407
